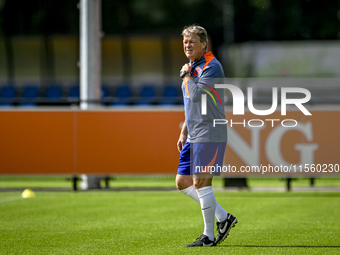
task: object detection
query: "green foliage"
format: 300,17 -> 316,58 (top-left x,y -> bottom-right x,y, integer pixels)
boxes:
1,0 -> 339,41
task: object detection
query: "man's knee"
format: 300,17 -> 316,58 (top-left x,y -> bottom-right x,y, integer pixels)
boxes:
176,174 -> 192,190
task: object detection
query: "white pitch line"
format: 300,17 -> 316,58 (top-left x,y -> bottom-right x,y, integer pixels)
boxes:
0,197 -> 23,203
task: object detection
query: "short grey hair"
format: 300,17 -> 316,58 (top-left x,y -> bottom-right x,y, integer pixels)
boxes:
182,25 -> 208,44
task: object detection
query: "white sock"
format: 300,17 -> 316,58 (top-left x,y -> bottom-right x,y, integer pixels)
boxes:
180,185 -> 228,222
196,186 -> 216,241
215,203 -> 228,222
180,185 -> 200,203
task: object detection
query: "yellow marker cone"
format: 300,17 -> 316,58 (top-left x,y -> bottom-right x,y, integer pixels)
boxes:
21,189 -> 36,198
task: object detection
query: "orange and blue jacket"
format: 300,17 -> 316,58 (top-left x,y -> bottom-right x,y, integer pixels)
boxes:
182,51 -> 228,143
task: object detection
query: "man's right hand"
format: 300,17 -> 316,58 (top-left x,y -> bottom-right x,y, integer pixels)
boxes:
177,133 -> 187,152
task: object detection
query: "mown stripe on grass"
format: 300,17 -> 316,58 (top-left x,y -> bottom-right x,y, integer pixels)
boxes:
0,196 -> 23,203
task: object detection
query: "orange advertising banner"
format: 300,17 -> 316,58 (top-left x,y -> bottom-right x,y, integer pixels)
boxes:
222,110 -> 340,177
0,109 -> 339,176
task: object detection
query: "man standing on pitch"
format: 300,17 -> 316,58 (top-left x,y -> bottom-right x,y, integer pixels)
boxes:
176,25 -> 237,247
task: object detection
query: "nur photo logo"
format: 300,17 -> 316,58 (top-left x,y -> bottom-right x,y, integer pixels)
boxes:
200,84 -> 312,128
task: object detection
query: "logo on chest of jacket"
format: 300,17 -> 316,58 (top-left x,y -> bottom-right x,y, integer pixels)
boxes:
193,67 -> 202,77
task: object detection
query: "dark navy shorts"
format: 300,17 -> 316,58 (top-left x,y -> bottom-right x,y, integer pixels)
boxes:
177,142 -> 227,176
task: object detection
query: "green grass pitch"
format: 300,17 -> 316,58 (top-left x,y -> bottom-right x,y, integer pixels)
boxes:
1,190 -> 340,254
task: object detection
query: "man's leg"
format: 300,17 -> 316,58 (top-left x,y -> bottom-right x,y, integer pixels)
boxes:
193,175 -> 238,246
176,142 -> 234,246
176,174 -> 228,221
193,175 -> 216,242
194,175 -> 237,245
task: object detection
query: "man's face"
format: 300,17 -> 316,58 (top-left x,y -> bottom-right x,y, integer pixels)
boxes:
183,33 -> 206,62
